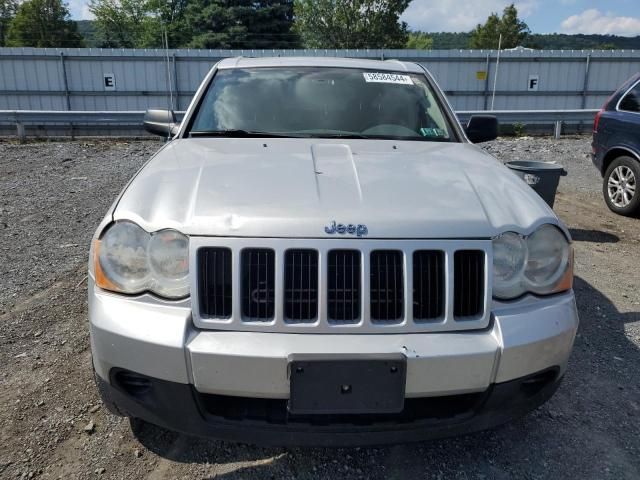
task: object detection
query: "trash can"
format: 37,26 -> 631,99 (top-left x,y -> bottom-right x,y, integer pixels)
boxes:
505,161 -> 568,208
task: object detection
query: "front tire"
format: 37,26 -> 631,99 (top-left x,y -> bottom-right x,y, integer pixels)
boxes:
603,156 -> 640,216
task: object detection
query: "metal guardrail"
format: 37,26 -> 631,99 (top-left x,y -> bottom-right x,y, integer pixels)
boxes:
456,109 -> 599,123
0,110 -> 149,123
0,110 -> 153,139
457,109 -> 599,138
0,109 -> 598,140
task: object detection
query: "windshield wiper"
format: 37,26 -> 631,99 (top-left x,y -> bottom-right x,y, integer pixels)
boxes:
189,129 -> 308,138
317,133 -> 450,142
309,132 -> 373,139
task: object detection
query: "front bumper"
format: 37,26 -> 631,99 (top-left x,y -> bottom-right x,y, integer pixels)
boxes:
97,367 -> 563,446
89,283 -> 578,444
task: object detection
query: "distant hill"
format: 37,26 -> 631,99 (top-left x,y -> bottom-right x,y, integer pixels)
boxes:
427,32 -> 473,49
76,20 -> 98,48
428,31 -> 640,50
73,20 -> 640,51
525,33 -> 640,50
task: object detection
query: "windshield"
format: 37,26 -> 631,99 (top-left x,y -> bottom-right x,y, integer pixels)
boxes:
188,67 -> 456,141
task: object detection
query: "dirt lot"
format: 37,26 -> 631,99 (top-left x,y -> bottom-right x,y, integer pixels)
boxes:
0,136 -> 639,479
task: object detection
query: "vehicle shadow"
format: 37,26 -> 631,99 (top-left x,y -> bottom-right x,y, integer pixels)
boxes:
568,228 -> 620,243
131,276 -> 640,478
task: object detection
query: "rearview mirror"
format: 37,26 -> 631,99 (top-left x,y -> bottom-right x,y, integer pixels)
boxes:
465,115 -> 498,143
143,109 -> 179,137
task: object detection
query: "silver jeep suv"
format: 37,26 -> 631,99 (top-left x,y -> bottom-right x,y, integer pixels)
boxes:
89,57 -> 578,446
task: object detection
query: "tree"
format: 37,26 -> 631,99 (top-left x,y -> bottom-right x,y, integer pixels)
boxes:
469,4 -> 529,49
90,0 -> 152,48
406,31 -> 432,50
146,0 -> 190,48
6,0 -> 84,47
90,0 -> 190,48
0,0 -> 18,47
186,1 -> 299,49
294,0 -> 411,49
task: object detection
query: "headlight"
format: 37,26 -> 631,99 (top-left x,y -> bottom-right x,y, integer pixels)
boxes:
492,232 -> 527,299
525,224 -> 571,294
492,224 -> 573,300
94,222 -> 189,299
148,230 -> 190,298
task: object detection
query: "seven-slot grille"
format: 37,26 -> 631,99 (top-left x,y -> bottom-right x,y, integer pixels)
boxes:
196,243 -> 487,331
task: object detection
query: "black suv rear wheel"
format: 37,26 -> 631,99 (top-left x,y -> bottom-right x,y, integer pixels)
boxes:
603,156 -> 640,216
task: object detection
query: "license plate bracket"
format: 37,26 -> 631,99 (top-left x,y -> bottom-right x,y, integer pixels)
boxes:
288,356 -> 406,415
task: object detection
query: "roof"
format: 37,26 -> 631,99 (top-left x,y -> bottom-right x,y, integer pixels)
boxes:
216,56 -> 424,73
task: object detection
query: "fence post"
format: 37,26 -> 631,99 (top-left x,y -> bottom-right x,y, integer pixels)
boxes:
581,54 -> 591,109
16,121 -> 25,143
60,52 -> 71,110
172,54 -> 179,111
578,54 -> 591,133
554,121 -> 562,139
60,52 -> 74,139
483,53 -> 490,110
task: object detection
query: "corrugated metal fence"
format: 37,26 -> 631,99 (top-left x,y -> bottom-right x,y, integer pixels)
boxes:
1,48 -> 639,114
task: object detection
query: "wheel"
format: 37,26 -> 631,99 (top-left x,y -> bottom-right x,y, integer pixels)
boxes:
603,156 -> 640,217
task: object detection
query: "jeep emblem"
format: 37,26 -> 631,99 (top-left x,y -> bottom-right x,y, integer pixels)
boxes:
324,221 -> 368,237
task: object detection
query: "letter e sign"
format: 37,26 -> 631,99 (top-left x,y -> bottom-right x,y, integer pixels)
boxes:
104,73 -> 116,91
528,74 -> 539,92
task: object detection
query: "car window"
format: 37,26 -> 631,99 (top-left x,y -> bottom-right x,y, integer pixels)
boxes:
189,67 -> 456,141
619,82 -> 640,113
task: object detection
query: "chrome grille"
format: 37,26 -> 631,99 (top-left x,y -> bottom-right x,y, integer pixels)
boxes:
192,238 -> 491,333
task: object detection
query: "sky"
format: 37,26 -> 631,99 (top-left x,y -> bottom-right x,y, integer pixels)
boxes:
67,0 -> 640,37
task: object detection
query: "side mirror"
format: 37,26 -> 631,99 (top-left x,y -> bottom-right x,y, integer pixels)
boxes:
143,109 -> 179,137
465,115 -> 498,143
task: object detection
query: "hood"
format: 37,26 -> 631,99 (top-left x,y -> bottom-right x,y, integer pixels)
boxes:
114,138 -> 559,239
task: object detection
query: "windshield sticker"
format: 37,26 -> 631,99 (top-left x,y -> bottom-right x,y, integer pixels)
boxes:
363,72 -> 414,85
420,127 -> 447,138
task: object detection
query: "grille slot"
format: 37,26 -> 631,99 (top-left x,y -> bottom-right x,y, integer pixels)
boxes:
284,250 -> 319,322
413,251 -> 445,321
198,247 -> 232,318
327,250 -> 361,322
241,249 -> 275,321
454,250 -> 485,318
370,250 -> 404,321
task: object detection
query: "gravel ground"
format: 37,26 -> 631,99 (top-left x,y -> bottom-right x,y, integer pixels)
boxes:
0,136 -> 639,479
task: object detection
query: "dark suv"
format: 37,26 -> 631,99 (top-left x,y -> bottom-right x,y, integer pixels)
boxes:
592,73 -> 640,216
